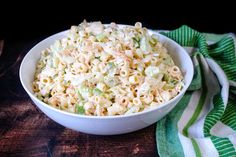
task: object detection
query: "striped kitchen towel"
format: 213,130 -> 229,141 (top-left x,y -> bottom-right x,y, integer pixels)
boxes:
156,26 -> 236,157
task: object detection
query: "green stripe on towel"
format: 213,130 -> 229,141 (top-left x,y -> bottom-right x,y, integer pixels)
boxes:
156,25 -> 236,157
156,93 -> 192,157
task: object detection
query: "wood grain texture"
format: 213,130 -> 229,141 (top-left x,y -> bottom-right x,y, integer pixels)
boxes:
0,40 -> 158,157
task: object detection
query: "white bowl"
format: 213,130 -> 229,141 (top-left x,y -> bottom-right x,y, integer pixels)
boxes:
20,26 -> 193,135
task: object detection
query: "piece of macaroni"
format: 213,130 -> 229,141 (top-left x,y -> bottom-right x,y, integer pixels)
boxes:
33,21 -> 184,116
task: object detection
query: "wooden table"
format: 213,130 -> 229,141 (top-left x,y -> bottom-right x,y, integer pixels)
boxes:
0,40 -> 158,157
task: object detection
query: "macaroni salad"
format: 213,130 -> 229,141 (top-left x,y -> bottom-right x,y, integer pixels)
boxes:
33,21 -> 184,116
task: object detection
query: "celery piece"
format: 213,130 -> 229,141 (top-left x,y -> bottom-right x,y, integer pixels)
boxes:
96,34 -> 106,42
78,85 -> 93,99
77,91 -> 84,100
37,95 -> 44,101
140,37 -> 152,52
108,62 -> 115,68
163,74 -> 177,83
145,66 -> 160,78
104,76 -> 118,87
75,104 -> 85,114
163,83 -> 175,90
170,79 -> 178,85
162,73 -> 169,82
93,88 -> 103,96
163,57 -> 174,66
162,74 -> 178,90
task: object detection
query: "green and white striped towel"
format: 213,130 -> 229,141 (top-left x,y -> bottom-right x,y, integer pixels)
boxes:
156,26 -> 236,157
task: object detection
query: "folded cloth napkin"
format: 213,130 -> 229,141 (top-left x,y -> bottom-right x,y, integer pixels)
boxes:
156,26 -> 236,157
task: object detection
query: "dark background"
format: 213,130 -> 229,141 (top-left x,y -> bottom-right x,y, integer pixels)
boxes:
1,3 -> 236,42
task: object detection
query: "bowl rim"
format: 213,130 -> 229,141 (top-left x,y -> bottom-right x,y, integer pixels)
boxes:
19,25 -> 194,119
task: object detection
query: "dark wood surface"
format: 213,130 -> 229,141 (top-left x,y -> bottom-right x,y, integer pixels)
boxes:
0,40 -> 158,157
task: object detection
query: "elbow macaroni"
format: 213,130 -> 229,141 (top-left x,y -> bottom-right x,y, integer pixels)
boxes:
33,21 -> 184,116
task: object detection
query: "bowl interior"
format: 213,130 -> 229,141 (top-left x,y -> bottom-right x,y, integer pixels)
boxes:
20,31 -> 67,94
20,26 -> 193,118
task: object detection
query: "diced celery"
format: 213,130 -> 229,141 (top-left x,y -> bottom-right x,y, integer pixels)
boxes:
93,88 -> 103,96
163,56 -> 174,66
140,37 -> 152,52
37,95 -> 44,101
78,85 -> 93,99
52,57 -> 59,68
77,91 -> 84,100
75,103 -> 85,114
163,83 -> 175,90
145,66 -> 160,78
162,73 -> 170,82
108,62 -> 115,68
170,79 -> 178,85
96,34 -> 106,42
162,74 -> 178,90
104,76 -> 118,87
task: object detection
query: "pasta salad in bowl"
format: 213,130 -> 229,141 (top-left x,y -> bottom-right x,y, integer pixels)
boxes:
20,21 -> 193,135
